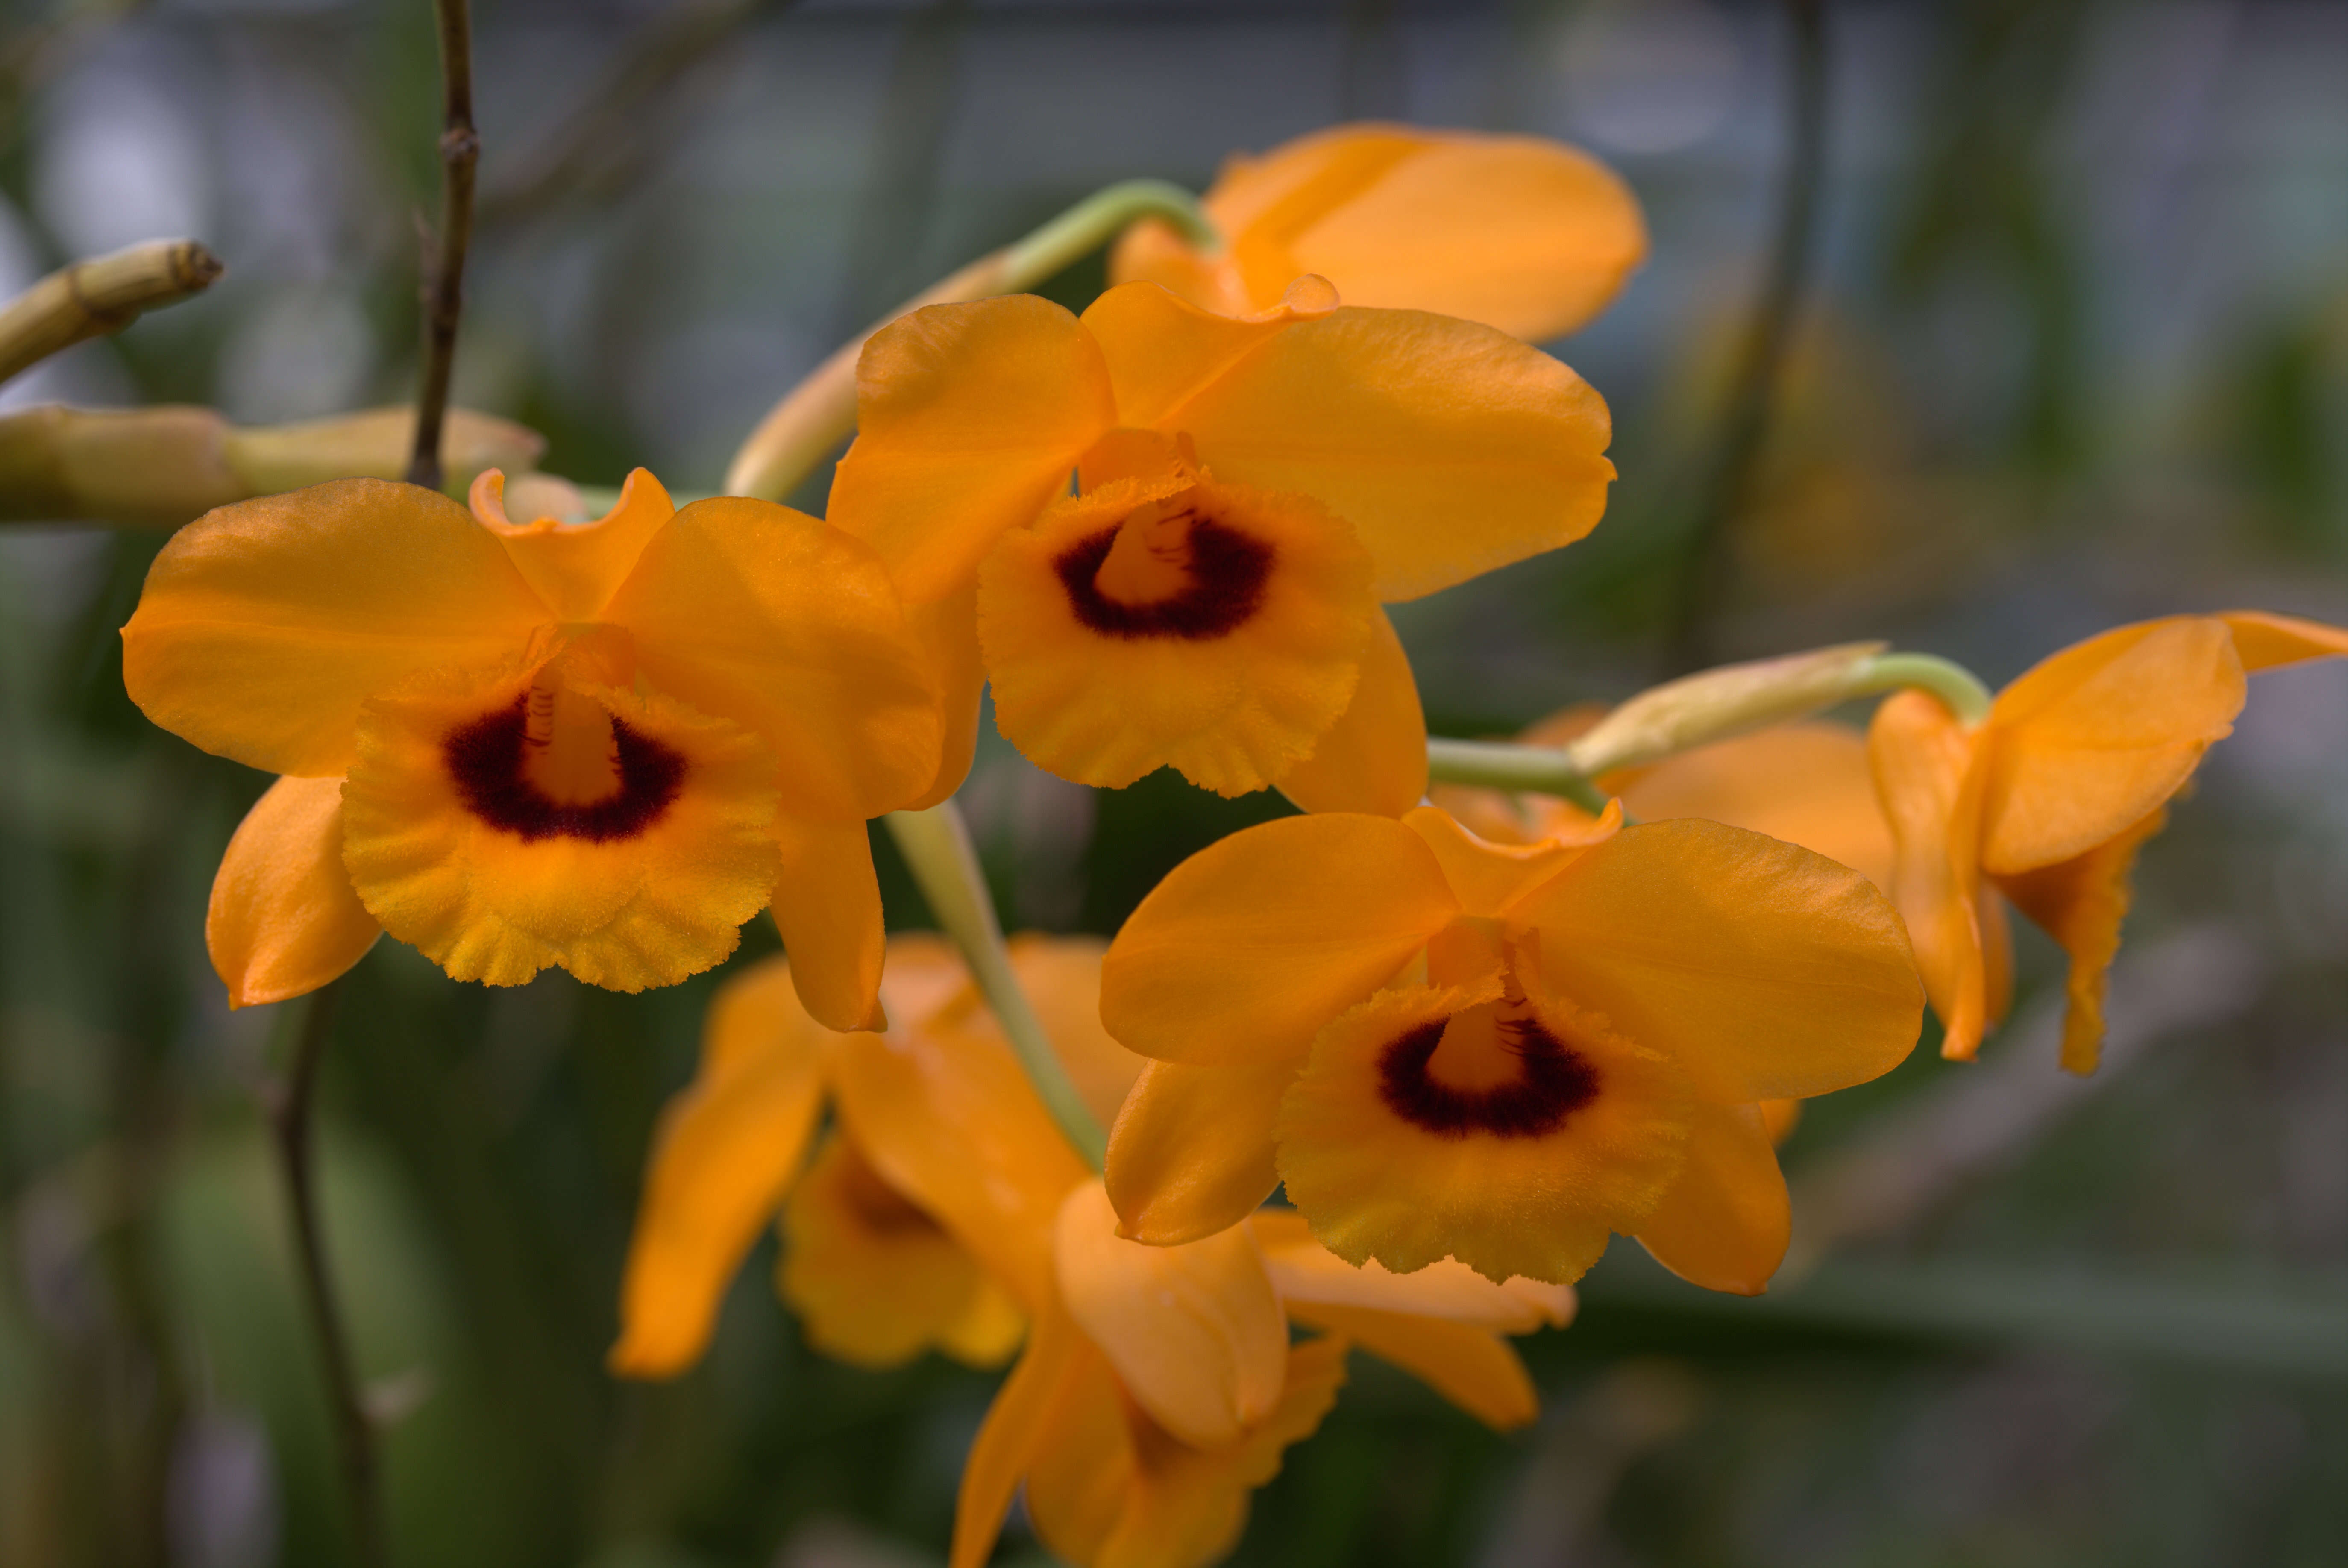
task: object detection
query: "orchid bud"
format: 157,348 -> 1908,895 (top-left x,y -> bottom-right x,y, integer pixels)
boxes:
1567,642 -> 1889,777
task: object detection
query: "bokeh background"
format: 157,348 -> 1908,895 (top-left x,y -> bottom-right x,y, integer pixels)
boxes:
3,0 -> 2346,1564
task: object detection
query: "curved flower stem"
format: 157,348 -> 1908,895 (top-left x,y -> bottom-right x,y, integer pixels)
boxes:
1426,648 -> 1996,807
723,178 -> 1223,502
408,0 -> 479,491
267,979 -> 389,1568
1846,652 -> 1995,726
997,178 -> 1224,283
1425,738 -> 1614,816
884,802 -> 1109,1169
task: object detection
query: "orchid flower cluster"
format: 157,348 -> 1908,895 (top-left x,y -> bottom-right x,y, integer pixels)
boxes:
98,125 -> 2347,1568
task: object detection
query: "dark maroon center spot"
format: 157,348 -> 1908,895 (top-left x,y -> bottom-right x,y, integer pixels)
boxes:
1378,1014 -> 1600,1139
443,696 -> 685,843
838,1158 -> 943,1238
1053,512 -> 1272,640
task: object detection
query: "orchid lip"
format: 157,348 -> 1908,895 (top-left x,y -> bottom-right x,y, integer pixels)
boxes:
1377,1011 -> 1599,1139
1052,509 -> 1272,641
444,693 -> 686,843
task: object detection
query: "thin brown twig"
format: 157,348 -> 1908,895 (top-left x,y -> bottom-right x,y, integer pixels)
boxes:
1664,0 -> 1829,672
268,979 -> 388,1568
408,0 -> 480,491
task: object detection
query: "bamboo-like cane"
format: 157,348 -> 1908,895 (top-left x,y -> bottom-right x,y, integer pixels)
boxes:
0,240 -> 223,387
0,403 -> 545,529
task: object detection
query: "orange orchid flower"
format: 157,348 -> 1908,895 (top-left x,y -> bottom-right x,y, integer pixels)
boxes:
941,1182 -> 1575,1568
1098,804 -> 1924,1291
779,1127 -> 1027,1370
952,1184 -> 1575,1568
1247,1208 -> 1575,1433
1434,714 -> 1889,1126
610,933 -> 1136,1376
953,1183 -> 1337,1568
124,470 -> 939,1028
1435,713 -> 1896,1148
1868,610 -> 2348,1073
704,931 -> 1576,1568
1111,122 -> 1648,344
828,276 -> 1615,816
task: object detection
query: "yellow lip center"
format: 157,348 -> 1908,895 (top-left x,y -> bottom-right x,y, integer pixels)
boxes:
525,672 -> 623,805
1093,496 -> 1198,607
1050,490 -> 1274,643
